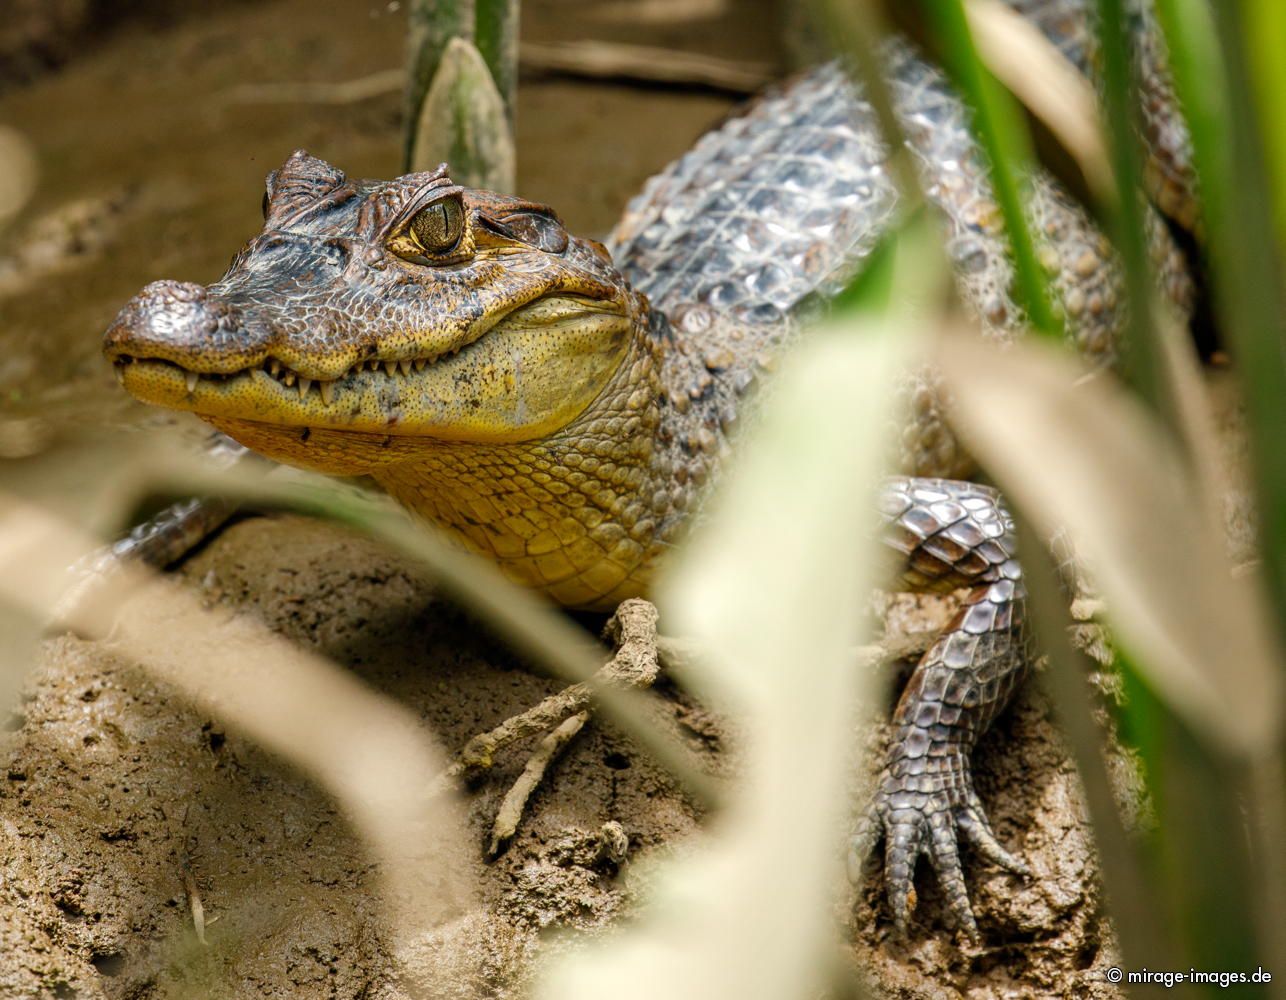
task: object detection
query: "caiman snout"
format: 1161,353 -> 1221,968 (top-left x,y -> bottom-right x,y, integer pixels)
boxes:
104,279 -> 266,374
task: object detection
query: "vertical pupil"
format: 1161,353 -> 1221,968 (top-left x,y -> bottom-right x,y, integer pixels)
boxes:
415,200 -> 459,250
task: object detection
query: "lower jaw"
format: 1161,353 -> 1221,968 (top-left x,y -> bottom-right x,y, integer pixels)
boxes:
203,416 -> 420,476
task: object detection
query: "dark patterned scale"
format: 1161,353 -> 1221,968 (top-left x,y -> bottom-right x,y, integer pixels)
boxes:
861,477 -> 1033,936
612,45 -> 1192,480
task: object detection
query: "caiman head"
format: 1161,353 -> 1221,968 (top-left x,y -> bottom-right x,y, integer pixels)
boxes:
103,150 -> 649,476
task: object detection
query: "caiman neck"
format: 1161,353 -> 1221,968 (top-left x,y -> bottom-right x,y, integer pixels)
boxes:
202,299 -> 735,611
369,312 -> 721,610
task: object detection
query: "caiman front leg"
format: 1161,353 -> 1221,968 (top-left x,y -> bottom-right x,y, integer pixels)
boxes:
854,476 -> 1034,939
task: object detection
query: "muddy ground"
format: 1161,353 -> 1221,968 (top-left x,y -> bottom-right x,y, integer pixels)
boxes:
0,1 -> 1238,997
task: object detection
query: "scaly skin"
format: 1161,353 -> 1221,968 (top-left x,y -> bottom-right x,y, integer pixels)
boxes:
103,8 -> 1195,939
1007,0 -> 1200,231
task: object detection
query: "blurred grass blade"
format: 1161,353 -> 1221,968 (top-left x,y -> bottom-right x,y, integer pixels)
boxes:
409,36 -> 515,191
936,331 -> 1281,754
811,0 -> 922,200
1154,0 -> 1286,638
1090,0 -> 1177,429
92,442 -> 718,809
915,0 -> 1060,338
0,604 -> 38,731
939,331 -> 1283,982
0,492 -> 475,984
475,0 -> 519,127
0,125 -> 37,236
1016,521 -> 1173,967
963,0 -> 1112,204
536,310 -> 920,1000
1244,1 -> 1286,257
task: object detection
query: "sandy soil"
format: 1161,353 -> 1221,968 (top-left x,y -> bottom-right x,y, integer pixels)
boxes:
0,1 -> 1201,997
1,508 -> 1140,999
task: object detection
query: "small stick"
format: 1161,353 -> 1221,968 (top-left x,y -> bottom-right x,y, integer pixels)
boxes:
433,598 -> 662,790
487,711 -> 590,857
518,40 -> 774,94
221,42 -> 775,108
180,865 -> 207,945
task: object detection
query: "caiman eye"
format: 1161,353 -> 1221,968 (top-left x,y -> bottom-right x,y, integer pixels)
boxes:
409,196 -> 464,255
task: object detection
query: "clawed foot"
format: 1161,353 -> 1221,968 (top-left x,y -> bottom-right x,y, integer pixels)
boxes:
436,598 -> 661,855
850,740 -> 1030,940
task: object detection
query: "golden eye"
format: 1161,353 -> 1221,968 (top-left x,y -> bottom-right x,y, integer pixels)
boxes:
409,197 -> 464,254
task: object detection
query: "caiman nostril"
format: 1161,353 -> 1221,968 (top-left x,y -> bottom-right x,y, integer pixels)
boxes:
139,279 -> 207,305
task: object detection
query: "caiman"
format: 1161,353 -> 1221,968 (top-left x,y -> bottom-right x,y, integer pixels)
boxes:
102,0 -> 1198,939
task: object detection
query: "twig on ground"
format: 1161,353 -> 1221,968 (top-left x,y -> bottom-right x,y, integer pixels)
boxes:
433,598 -> 662,791
180,865 -> 207,946
519,40 -> 774,94
434,599 -> 662,849
221,70 -> 404,106
221,42 -> 775,107
487,711 -> 591,856
655,630 -> 937,679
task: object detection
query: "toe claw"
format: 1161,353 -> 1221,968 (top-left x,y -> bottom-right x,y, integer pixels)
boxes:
858,740 -> 1025,938
958,795 -> 1030,876
847,805 -> 880,883
883,810 -> 924,935
926,817 -> 978,940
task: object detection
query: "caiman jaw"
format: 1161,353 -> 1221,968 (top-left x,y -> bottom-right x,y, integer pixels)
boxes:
106,291 -> 635,444
112,347 -> 457,408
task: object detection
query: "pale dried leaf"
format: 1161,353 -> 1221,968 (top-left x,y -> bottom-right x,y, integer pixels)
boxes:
937,331 -> 1281,753
536,320 -> 915,1000
966,0 -> 1112,201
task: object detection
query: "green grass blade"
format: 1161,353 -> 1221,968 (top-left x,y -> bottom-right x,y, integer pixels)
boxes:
1153,0 -> 1286,641
1244,1 -> 1286,255
1091,0 -> 1177,427
403,0 -> 474,171
916,0 -> 1061,339
939,328 -> 1283,987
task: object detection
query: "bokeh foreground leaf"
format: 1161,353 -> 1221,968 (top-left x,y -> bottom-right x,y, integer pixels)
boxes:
0,492 -> 475,993
535,314 -> 916,1000
937,331 -> 1282,755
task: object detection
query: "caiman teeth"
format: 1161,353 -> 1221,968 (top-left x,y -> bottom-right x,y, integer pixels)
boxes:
132,340 -> 469,400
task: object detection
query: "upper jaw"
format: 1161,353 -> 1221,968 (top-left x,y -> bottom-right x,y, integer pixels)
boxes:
106,286 -> 633,416
104,276 -> 581,385
103,279 -> 271,375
